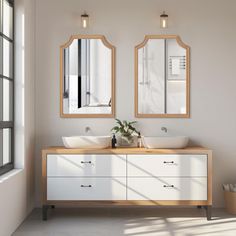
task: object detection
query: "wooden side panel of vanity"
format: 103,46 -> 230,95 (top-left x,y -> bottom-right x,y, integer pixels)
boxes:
42,147 -> 212,206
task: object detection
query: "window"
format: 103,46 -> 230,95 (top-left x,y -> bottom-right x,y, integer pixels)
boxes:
0,0 -> 14,175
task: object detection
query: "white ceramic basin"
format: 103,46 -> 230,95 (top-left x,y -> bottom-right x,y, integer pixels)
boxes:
62,136 -> 111,149
142,136 -> 189,149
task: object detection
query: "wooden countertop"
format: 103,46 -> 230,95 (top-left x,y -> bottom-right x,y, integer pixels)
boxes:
42,146 -> 212,155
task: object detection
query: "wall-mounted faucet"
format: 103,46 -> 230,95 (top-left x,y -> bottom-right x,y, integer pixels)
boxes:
161,127 -> 168,133
85,126 -> 91,134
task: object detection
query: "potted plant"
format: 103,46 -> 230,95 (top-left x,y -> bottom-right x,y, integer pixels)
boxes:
111,119 -> 140,146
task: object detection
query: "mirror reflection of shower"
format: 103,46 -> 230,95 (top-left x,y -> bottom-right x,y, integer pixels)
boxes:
136,36 -> 190,117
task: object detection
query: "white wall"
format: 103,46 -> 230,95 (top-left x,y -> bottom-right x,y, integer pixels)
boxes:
35,0 -> 236,207
0,0 -> 35,235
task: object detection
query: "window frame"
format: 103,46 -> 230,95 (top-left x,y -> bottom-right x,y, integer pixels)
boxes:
0,0 -> 14,176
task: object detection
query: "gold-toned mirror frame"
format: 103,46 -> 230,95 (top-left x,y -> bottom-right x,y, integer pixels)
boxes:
60,35 -> 116,118
134,35 -> 190,118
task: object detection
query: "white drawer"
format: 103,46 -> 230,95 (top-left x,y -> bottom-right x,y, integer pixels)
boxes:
127,155 -> 207,177
47,177 -> 126,200
47,154 -> 126,177
127,177 -> 207,200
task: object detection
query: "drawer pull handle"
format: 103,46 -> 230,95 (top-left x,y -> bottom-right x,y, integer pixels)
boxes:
163,161 -> 174,164
81,185 -> 92,188
163,185 -> 174,188
81,161 -> 92,164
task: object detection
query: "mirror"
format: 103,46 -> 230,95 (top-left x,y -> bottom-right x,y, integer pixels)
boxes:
135,35 -> 190,118
60,35 -> 115,118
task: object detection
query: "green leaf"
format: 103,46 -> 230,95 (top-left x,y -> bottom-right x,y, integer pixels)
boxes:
111,126 -> 120,133
115,119 -> 122,126
123,120 -> 128,127
129,121 -> 137,125
112,118 -> 139,137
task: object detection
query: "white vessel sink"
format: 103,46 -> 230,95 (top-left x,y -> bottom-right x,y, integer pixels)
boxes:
142,136 -> 189,149
62,136 -> 111,149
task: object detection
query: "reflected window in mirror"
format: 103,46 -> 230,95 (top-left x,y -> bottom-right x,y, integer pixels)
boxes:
135,35 -> 190,118
60,35 -> 115,118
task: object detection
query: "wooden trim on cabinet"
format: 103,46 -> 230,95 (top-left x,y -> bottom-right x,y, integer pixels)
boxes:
42,146 -> 211,155
45,200 -> 209,206
207,150 -> 213,205
42,147 -> 212,207
42,150 -> 47,204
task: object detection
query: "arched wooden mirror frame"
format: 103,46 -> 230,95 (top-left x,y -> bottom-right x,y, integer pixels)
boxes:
60,35 -> 116,118
134,35 -> 190,118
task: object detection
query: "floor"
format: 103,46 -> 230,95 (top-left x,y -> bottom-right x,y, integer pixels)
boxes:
13,208 -> 236,236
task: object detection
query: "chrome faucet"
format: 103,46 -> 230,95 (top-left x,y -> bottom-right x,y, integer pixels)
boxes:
161,127 -> 168,133
85,126 -> 91,134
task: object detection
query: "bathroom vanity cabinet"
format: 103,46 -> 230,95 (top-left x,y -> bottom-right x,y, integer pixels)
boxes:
42,147 -> 212,220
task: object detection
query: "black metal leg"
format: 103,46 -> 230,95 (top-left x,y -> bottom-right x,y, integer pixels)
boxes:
42,205 -> 49,221
51,205 -> 55,209
197,205 -> 202,209
206,206 -> 212,221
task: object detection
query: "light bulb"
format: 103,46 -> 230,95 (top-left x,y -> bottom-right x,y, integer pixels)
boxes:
81,13 -> 89,29
160,11 -> 168,29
